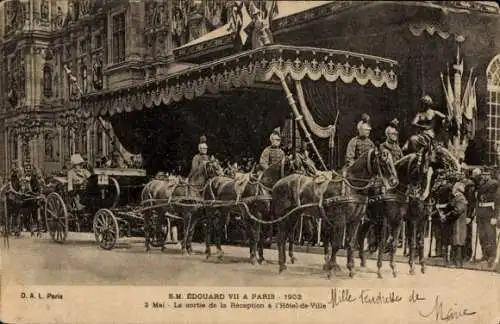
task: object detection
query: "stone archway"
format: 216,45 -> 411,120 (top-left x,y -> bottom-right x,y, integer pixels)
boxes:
486,54 -> 500,164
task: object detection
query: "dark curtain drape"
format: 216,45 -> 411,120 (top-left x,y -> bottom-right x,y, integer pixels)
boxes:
300,79 -> 398,169
107,89 -> 289,176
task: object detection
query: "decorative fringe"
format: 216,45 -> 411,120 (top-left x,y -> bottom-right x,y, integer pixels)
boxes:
295,81 -> 336,139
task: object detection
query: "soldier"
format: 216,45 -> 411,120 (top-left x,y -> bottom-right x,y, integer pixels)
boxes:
188,135 -> 211,179
441,182 -> 468,268
259,128 -> 285,170
381,118 -> 403,162
471,168 -> 498,266
344,114 -> 375,168
67,153 -> 91,210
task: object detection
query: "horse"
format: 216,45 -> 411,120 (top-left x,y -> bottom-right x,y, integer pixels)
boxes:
140,157 -> 225,253
0,167 -> 46,239
357,151 -> 435,278
202,155 -> 303,264
402,144 -> 461,275
271,146 -> 398,277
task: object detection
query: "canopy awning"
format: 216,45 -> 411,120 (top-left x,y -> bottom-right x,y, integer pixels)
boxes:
77,44 -> 398,118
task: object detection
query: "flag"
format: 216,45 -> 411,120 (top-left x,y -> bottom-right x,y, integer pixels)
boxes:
266,0 -> 279,23
446,72 -> 455,115
227,1 -> 252,45
64,65 -> 77,84
441,73 -> 453,117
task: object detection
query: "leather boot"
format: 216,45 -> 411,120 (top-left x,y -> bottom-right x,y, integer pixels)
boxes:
456,245 -> 464,268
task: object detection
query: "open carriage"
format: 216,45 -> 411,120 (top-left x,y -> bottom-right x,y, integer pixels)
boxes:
45,168 -> 150,249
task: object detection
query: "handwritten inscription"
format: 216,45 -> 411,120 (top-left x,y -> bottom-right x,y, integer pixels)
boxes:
418,296 -> 477,322
328,288 -> 402,309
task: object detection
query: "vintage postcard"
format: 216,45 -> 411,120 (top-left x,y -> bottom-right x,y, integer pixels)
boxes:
1,1 -> 499,323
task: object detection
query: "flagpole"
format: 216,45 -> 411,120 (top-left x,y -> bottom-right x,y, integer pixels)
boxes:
64,65 -> 131,167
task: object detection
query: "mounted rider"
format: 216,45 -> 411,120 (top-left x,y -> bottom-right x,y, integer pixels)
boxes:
344,113 -> 375,168
188,135 -> 211,179
403,95 -> 447,162
381,118 -> 403,162
259,127 -> 285,171
67,153 -> 91,210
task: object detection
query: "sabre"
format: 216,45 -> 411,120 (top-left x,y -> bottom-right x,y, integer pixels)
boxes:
63,65 -> 131,167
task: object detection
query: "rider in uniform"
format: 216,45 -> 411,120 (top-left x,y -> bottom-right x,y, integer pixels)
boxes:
344,114 -> 375,168
381,118 -> 403,162
259,128 -> 285,170
67,153 -> 92,210
188,135 -> 211,179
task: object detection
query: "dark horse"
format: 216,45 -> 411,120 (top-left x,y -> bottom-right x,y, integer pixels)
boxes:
357,152 -> 434,278
202,155 -> 303,264
272,146 -> 398,277
398,145 -> 461,275
140,158 -> 225,253
0,168 -> 46,241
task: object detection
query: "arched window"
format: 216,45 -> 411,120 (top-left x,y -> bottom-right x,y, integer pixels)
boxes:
487,54 -> 500,164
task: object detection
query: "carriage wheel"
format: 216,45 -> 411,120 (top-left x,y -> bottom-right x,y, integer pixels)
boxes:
45,192 -> 68,243
147,212 -> 168,248
93,209 -> 119,250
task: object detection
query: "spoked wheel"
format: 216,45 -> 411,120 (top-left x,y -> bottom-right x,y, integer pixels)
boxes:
93,209 -> 119,250
45,192 -> 68,243
145,212 -> 168,250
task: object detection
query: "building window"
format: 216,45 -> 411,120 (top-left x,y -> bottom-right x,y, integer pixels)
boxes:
112,13 -> 126,63
487,54 -> 500,164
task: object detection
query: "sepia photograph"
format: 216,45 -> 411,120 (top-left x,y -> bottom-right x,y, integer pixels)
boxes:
0,0 -> 499,323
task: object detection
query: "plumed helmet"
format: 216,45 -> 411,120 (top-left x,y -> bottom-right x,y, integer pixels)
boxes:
361,113 -> 371,123
421,95 -> 434,107
471,168 -> 482,178
198,135 -> 208,150
389,118 -> 399,128
270,127 -> 281,141
452,182 -> 465,194
70,154 -> 84,165
357,121 -> 372,134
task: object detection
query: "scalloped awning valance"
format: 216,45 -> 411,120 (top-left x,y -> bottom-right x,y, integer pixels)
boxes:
76,45 -> 398,118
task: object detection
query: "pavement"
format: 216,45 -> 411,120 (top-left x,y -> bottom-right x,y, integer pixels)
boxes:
1,232 -> 499,287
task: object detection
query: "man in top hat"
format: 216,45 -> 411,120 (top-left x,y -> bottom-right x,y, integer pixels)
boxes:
344,114 -> 375,168
67,153 -> 91,210
381,118 -> 403,162
188,135 -> 211,179
259,127 -> 285,170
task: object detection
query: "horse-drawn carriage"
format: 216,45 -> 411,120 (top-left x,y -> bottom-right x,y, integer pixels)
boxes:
45,167 -> 156,250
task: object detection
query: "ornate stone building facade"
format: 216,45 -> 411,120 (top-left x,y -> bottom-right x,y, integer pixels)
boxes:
0,0 -> 229,178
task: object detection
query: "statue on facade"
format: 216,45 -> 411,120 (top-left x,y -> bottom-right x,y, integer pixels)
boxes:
40,0 -> 49,21
92,57 -> 103,90
172,6 -> 188,47
52,7 -> 64,30
80,0 -> 91,17
43,64 -> 53,98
